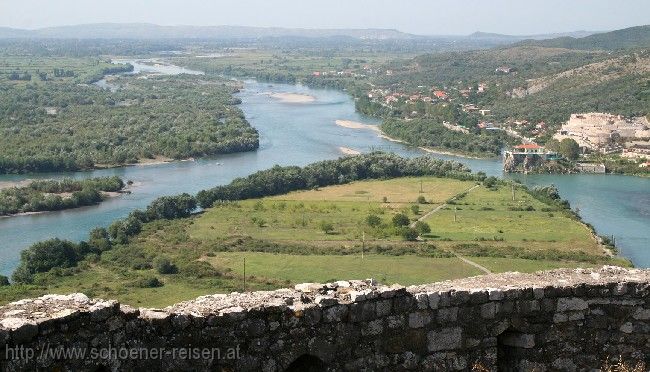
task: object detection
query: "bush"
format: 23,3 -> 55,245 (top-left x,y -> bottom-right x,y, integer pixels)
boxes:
154,257 -> 178,274
410,205 -> 420,215
88,227 -> 112,253
133,276 -> 163,288
366,214 -> 381,228
320,221 -> 334,234
416,195 -> 427,204
392,213 -> 410,227
401,227 -> 419,241
0,275 -> 9,286
146,193 -> 197,220
414,221 -> 431,234
12,239 -> 79,283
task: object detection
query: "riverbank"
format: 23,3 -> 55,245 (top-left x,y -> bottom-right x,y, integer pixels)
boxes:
0,190 -> 130,219
339,147 -> 361,155
334,119 -> 492,160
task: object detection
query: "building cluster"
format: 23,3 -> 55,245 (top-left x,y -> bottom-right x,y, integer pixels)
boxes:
553,113 -> 650,158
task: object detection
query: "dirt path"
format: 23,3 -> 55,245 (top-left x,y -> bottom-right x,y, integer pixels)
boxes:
410,184 -> 480,227
454,253 -> 492,274
410,183 -> 491,274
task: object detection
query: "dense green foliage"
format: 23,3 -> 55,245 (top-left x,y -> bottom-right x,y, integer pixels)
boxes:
0,56 -> 258,173
196,152 -> 475,208
0,176 -> 125,215
381,118 -> 513,156
12,239 -> 79,283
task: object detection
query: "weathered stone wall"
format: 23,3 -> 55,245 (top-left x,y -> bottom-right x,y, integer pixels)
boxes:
0,266 -> 648,371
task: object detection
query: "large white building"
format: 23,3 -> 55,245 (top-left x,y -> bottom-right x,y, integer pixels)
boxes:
554,113 -> 650,155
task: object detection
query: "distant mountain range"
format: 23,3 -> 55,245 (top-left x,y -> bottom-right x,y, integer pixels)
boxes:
0,23 -> 647,50
467,30 -> 600,41
0,23 -> 418,40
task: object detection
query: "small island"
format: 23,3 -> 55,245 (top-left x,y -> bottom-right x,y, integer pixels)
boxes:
0,176 -> 128,217
269,92 -> 316,103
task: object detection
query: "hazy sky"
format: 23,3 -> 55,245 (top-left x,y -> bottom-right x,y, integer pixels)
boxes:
1,0 -> 648,35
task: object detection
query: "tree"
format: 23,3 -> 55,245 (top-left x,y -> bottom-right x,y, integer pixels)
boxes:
401,227 -> 419,241
410,205 -> 420,215
320,221 -> 334,234
366,214 -> 381,228
416,195 -> 427,204
414,221 -> 431,235
483,176 -> 498,188
559,138 -> 580,161
392,213 -> 410,227
12,239 -> 79,283
146,193 -> 197,220
88,227 -> 112,253
0,275 -> 9,286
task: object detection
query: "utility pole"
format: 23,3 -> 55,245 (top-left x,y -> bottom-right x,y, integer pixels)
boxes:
511,184 -> 515,201
362,231 -> 365,259
420,180 -> 423,193
243,257 -> 246,292
454,206 -> 457,222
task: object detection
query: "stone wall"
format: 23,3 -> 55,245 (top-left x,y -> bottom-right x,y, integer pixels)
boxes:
0,266 -> 648,371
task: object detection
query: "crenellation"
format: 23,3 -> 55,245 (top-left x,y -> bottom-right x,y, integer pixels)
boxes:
0,266 -> 648,371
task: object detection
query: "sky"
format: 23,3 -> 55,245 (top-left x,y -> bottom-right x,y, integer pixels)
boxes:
0,0 -> 648,35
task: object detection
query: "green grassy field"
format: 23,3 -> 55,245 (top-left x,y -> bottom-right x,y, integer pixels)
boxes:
423,185 -> 598,252
206,252 -> 483,285
190,177 -> 474,242
0,176 -> 624,307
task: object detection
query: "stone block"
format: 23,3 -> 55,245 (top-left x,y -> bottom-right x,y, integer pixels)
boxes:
415,293 -> 428,309
480,302 -> 497,319
408,312 -> 431,329
0,318 -> 38,343
427,327 -> 462,352
556,298 -> 588,312
427,292 -> 440,309
437,307 -> 458,323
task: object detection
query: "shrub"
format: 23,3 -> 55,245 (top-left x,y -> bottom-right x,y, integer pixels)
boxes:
410,205 -> 420,215
0,275 -> 9,286
416,195 -> 427,204
392,213 -> 410,227
320,221 -> 334,234
154,257 -> 178,274
366,214 -> 381,228
414,221 -> 431,235
88,227 -> 112,253
401,227 -> 419,241
133,276 -> 163,288
12,239 -> 79,283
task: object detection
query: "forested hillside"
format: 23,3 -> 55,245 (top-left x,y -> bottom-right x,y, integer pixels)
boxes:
517,25 -> 650,50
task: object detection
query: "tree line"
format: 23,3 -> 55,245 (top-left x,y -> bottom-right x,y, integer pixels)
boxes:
0,176 -> 125,216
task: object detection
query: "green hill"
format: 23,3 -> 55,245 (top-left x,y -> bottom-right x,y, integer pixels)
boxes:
518,25 -> 650,50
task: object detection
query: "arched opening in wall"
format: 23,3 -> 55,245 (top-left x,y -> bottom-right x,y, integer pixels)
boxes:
497,329 -> 534,371
284,354 -> 327,372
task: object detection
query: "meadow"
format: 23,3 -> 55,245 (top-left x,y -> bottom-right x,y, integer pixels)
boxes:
1,176 -> 625,307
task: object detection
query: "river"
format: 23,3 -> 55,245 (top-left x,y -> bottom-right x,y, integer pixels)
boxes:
0,60 -> 648,276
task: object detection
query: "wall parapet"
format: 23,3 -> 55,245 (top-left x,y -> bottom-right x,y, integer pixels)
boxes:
1,266 -> 648,371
